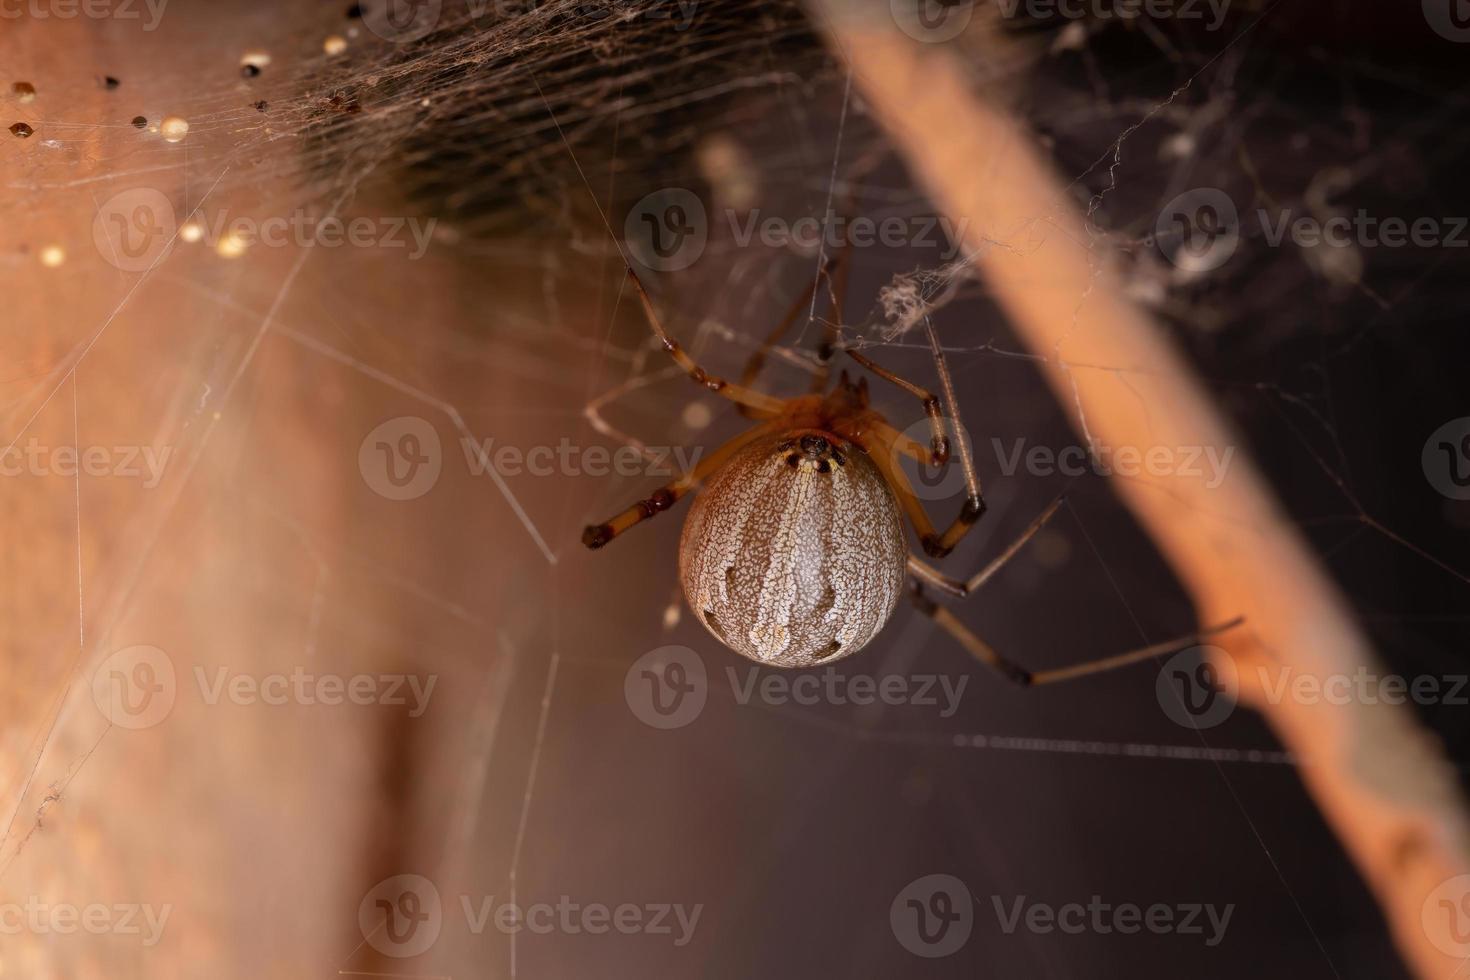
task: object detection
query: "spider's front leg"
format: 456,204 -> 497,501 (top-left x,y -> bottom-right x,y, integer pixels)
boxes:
848,345 -> 986,558
862,417 -> 986,559
580,420 -> 778,549
624,267 -> 785,417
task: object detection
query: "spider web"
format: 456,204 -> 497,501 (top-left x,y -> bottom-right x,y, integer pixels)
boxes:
0,1 -> 1466,977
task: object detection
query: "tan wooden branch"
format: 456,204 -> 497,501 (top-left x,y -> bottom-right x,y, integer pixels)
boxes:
805,6 -> 1470,976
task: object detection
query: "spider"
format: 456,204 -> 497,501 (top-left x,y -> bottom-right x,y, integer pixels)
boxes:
583,257 -> 1241,682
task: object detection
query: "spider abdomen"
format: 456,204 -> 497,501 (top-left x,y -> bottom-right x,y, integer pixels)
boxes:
678,431 -> 907,668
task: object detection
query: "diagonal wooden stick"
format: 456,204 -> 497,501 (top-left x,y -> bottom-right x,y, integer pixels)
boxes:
805,6 -> 1470,976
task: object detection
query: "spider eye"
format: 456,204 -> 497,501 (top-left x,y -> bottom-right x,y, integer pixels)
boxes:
799,435 -> 830,456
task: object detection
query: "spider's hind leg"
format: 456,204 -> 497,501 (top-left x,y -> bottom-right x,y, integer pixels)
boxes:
909,582 -> 1244,687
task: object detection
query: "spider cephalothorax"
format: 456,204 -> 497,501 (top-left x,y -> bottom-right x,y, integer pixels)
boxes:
582,263 -> 1241,683
679,427 -> 906,667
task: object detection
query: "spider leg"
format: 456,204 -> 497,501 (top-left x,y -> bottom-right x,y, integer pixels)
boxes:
847,349 -> 950,463
906,494 -> 1066,597
736,252 -> 846,414
808,227 -> 853,393
909,583 -> 1245,686
624,267 -> 785,417
581,420 -> 779,549
849,321 -> 986,557
583,364 -> 687,466
858,418 -> 985,558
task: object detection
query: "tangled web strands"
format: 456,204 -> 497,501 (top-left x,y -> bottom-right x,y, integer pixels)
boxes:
291,0 -> 840,231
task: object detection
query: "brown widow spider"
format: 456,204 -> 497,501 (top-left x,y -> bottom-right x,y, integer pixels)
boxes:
583,256 -> 1242,680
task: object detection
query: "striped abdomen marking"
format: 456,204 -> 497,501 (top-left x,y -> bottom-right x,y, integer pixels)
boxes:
678,432 -> 907,668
